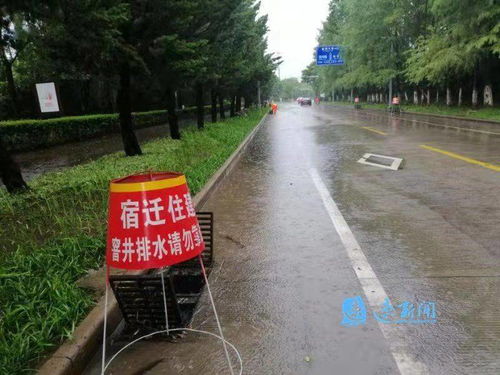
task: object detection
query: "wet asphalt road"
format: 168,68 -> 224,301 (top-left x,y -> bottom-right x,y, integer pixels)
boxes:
86,103 -> 499,375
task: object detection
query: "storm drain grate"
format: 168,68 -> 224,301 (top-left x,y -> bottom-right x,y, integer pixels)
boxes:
357,153 -> 403,170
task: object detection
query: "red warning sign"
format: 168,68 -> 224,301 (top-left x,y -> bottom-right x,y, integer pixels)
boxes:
106,172 -> 205,270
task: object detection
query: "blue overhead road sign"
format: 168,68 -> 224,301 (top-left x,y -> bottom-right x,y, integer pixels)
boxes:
316,45 -> 344,66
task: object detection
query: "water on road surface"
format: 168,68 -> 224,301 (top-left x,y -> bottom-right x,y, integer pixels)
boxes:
86,103 -> 499,375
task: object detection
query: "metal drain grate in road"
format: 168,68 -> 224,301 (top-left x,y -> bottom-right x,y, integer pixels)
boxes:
357,153 -> 403,170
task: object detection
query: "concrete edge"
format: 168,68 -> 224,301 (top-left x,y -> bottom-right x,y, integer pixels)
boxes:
329,103 -> 500,125
37,111 -> 268,375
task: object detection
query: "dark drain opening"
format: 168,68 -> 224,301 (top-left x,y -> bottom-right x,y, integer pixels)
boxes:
365,155 -> 394,167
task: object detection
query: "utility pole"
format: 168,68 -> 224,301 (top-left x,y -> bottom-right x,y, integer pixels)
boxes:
257,80 -> 261,107
388,41 -> 393,106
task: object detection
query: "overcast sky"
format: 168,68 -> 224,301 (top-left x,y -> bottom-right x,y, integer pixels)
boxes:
259,0 -> 330,80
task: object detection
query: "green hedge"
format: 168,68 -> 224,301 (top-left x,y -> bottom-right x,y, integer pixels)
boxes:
0,110 -> 170,152
0,105 -> 219,152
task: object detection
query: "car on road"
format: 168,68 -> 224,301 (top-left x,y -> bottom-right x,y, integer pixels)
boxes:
300,97 -> 312,106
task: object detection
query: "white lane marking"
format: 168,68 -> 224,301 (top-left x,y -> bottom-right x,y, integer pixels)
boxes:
309,167 -> 428,375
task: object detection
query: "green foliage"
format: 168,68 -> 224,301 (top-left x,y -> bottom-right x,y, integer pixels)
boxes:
1,0 -> 278,121
311,0 -> 499,103
0,108 -> 266,374
274,78 -> 314,100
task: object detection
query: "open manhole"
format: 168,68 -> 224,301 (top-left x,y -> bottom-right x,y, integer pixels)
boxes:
357,153 -> 403,170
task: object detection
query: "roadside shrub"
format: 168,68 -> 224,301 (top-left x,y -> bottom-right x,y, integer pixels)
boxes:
0,110 -> 168,152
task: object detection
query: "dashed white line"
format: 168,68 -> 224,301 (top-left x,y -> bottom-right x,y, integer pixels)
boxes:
309,167 -> 428,375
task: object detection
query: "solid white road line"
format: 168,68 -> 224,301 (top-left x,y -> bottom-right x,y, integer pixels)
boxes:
309,167 -> 428,375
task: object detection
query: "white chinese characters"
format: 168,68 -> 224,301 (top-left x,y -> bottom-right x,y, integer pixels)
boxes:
142,198 -> 166,226
111,224 -> 204,264
119,194 -> 196,229
121,200 -> 140,229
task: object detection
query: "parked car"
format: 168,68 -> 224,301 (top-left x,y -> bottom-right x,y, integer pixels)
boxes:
301,97 -> 312,106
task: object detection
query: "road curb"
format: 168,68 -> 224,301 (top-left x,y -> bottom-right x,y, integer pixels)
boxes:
193,112 -> 268,208
329,103 -> 500,125
37,111 -> 268,375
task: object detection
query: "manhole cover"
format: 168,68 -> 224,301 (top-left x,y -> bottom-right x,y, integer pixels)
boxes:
357,153 -> 403,170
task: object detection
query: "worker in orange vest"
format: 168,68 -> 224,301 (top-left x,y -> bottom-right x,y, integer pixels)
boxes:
390,96 -> 401,114
272,102 -> 278,114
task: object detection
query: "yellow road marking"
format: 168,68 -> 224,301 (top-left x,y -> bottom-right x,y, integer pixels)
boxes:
420,145 -> 500,172
361,126 -> 387,136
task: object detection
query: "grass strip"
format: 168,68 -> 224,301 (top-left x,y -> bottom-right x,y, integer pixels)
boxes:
327,101 -> 500,122
0,108 -> 265,374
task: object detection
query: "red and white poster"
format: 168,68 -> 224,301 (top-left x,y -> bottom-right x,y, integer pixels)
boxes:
106,172 -> 205,270
35,82 -> 60,113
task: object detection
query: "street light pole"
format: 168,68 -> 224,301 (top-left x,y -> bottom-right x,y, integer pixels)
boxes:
257,80 -> 261,107
388,41 -> 393,106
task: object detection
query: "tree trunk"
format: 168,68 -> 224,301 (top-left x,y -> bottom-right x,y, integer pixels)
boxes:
472,87 -> 478,107
446,87 -> 452,106
458,87 -> 462,106
421,89 -> 425,104
230,96 -> 236,117
166,87 -> 180,139
1,51 -> 18,116
404,91 -> 408,102
436,89 -> 439,104
236,95 -> 242,113
427,89 -> 430,105
0,139 -> 28,193
196,82 -> 204,129
472,69 -> 478,107
483,84 -> 493,106
177,90 -> 183,110
211,89 -> 217,123
117,63 -> 142,156
81,79 -> 91,114
413,90 -> 419,105
350,89 -> 354,102
218,93 -> 225,120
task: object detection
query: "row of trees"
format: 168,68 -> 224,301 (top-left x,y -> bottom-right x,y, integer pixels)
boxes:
272,77 -> 314,100
0,0 -> 280,193
303,0 -> 499,106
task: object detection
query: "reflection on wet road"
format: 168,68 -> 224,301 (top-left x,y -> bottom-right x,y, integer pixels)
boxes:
86,103 -> 500,374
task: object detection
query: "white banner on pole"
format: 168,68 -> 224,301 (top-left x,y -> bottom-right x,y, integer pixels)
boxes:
35,82 -> 60,113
